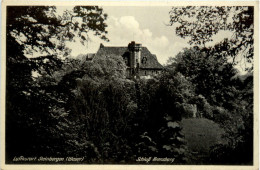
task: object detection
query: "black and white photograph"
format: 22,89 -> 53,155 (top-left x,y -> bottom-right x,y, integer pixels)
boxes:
1,1 -> 258,169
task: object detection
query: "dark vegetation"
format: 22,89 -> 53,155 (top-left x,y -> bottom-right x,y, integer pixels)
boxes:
6,6 -> 253,164
181,118 -> 226,164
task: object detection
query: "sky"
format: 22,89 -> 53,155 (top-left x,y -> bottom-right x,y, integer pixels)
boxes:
63,6 -> 190,65
59,6 -> 234,65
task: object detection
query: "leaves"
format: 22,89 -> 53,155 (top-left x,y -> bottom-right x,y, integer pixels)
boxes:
7,6 -> 108,58
169,6 -> 254,71
6,6 -> 109,161
167,45 -> 253,164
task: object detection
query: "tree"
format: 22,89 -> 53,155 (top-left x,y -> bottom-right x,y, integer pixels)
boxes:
60,56 -> 193,163
167,47 -> 253,164
167,47 -> 238,106
57,55 -> 137,162
7,6 -> 108,57
169,6 -> 254,71
6,6 -> 108,161
134,71 -> 194,163
209,74 -> 253,164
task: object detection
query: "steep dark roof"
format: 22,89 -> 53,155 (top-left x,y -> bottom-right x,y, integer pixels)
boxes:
77,53 -> 95,61
95,46 -> 163,69
96,47 -> 128,58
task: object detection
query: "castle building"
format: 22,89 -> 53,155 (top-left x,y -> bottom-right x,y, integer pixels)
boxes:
88,41 -> 164,78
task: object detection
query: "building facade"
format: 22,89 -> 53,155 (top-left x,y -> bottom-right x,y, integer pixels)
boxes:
88,41 -> 164,78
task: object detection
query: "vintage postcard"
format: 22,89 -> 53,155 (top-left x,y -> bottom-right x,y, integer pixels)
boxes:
1,1 -> 259,170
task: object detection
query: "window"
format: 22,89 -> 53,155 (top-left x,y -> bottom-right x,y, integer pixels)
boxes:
142,57 -> 147,64
124,58 -> 128,65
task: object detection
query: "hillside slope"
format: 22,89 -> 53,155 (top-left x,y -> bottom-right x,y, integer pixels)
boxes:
181,118 -> 227,164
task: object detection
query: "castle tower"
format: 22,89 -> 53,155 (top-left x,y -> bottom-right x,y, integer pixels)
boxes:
128,41 -> 142,77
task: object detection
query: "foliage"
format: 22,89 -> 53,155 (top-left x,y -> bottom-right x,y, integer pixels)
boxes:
167,47 -> 238,106
167,47 -> 253,164
188,95 -> 213,119
6,6 -> 108,161
132,72 -> 194,163
169,6 -> 254,71
52,59 -> 193,163
209,73 -> 253,164
7,6 -> 108,56
60,56 -> 136,162
6,5 -> 253,165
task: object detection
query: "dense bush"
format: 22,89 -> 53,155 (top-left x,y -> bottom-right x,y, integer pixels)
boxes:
6,53 -> 195,163
167,47 -> 253,164
56,58 -> 194,163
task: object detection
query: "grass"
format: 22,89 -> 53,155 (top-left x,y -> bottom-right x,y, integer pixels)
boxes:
180,118 -> 227,164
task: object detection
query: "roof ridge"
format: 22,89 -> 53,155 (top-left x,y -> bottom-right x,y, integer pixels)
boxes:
101,46 -> 148,48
